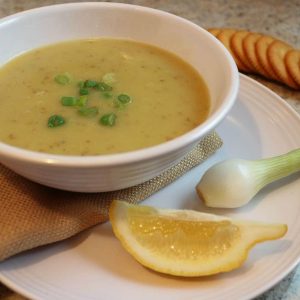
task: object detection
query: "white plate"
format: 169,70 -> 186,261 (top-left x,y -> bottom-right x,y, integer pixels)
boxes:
1,74 -> 300,300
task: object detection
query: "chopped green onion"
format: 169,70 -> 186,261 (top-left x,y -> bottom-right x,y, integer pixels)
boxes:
77,95 -> 88,107
54,73 -> 71,85
47,115 -> 65,128
97,82 -> 112,92
117,94 -> 131,104
101,91 -> 113,99
102,73 -> 116,85
78,106 -> 99,117
100,113 -> 117,126
84,80 -> 98,88
61,96 -> 77,106
80,88 -> 89,95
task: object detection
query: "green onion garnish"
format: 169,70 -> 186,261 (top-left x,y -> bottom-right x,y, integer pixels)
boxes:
78,106 -> 99,117
61,96 -> 77,106
117,94 -> 131,104
77,95 -> 88,107
47,115 -> 65,128
79,88 -> 89,95
100,113 -> 117,126
54,73 -> 71,85
84,80 -> 99,88
197,149 -> 300,208
97,82 -> 113,92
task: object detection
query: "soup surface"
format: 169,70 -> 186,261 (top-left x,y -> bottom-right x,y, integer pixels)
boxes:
0,38 -> 210,155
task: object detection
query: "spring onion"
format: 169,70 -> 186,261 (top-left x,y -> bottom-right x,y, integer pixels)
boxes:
54,73 -> 71,85
196,149 -> 300,208
100,113 -> 117,126
77,95 -> 88,107
47,115 -> 65,128
78,106 -> 99,117
79,88 -> 89,95
52,74 -> 130,127
61,96 -> 77,106
84,80 -> 98,88
117,94 -> 131,104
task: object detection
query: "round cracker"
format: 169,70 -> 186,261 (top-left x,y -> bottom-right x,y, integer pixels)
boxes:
255,35 -> 281,81
207,28 -> 221,36
285,49 -> 300,86
243,33 -> 270,78
267,40 -> 299,89
230,30 -> 253,73
217,29 -> 250,72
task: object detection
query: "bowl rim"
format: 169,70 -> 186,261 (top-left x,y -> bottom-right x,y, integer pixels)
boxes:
0,2 -> 239,167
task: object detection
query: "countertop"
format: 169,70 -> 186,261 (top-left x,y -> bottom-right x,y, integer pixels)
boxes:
0,0 -> 299,299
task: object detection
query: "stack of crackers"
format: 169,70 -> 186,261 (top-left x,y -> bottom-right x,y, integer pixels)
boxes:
208,28 -> 300,90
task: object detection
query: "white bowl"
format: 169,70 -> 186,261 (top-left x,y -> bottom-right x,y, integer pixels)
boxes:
0,2 -> 239,192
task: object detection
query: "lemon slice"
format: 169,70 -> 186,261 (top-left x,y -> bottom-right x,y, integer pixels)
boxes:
109,200 -> 287,277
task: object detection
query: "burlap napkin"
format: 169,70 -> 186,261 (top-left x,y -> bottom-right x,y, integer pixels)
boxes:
0,132 -> 222,261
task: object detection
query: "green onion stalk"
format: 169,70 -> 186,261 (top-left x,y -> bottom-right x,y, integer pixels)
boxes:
196,149 -> 300,208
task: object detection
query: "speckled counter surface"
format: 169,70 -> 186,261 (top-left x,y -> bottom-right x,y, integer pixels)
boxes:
0,0 -> 299,299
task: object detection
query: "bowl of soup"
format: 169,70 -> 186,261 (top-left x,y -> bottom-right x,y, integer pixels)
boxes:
0,3 -> 239,192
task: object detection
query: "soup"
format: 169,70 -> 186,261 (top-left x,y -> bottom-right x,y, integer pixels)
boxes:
0,38 -> 210,155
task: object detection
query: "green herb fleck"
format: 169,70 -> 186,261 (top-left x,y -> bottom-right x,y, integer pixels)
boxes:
79,88 -> 89,95
47,115 -> 65,128
54,73 -> 71,85
100,113 -> 117,126
84,80 -> 99,88
61,96 -> 77,106
117,94 -> 131,104
78,106 -> 99,117
77,95 -> 88,107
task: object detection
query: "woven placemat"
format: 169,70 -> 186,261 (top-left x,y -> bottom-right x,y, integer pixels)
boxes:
0,131 -> 222,261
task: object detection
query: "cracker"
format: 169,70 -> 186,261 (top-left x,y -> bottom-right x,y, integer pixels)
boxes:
285,49 -> 300,86
230,30 -> 253,73
207,28 -> 221,36
267,40 -> 299,89
243,33 -> 270,78
255,35 -> 281,81
217,29 -> 250,72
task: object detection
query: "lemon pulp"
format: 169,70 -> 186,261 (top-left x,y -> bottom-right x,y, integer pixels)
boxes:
130,215 -> 240,260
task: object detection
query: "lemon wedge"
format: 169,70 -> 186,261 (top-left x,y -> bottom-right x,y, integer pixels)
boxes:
109,200 -> 287,277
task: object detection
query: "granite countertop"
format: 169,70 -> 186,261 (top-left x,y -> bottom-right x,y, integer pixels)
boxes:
0,0 -> 299,299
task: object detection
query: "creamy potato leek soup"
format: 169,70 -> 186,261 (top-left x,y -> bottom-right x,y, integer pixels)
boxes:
0,39 -> 210,155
